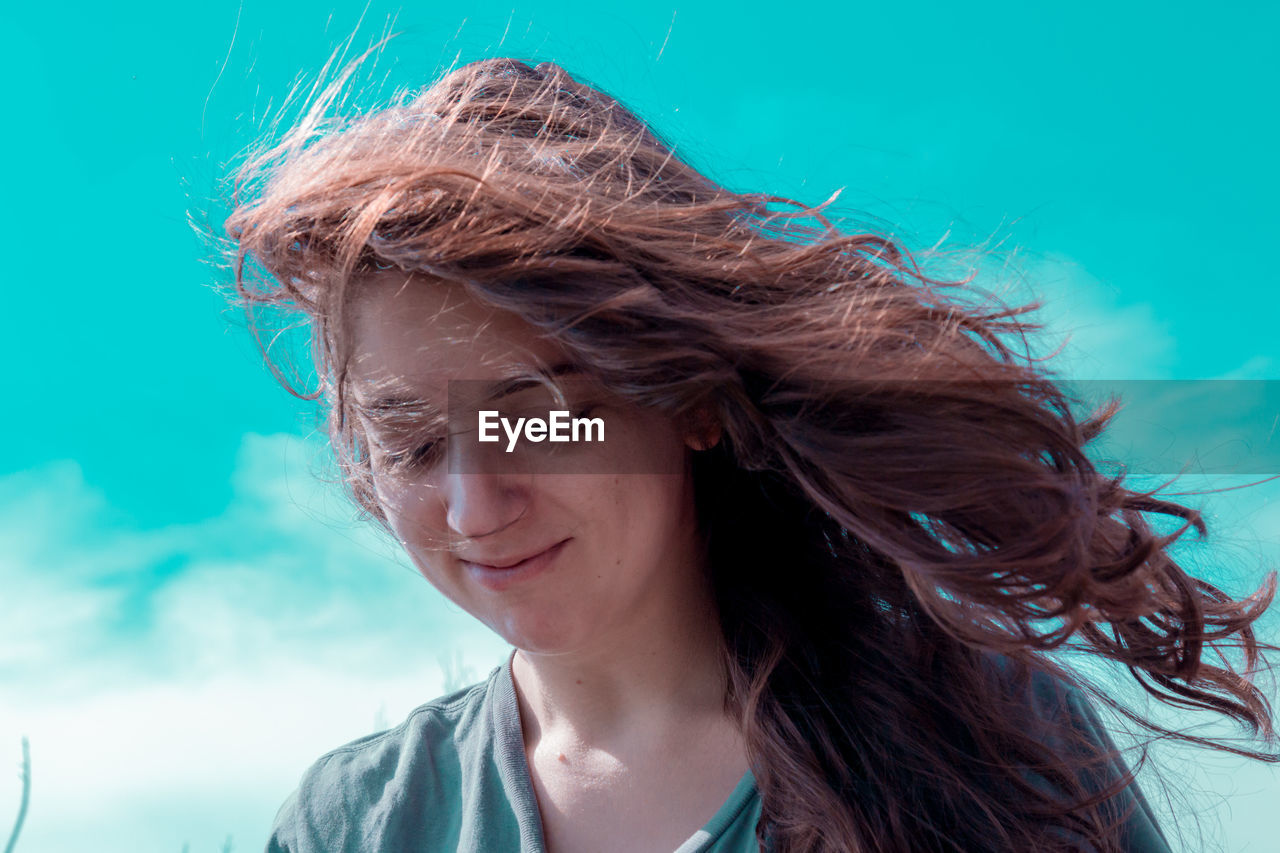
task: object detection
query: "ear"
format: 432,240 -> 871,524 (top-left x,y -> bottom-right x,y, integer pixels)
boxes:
682,403 -> 723,452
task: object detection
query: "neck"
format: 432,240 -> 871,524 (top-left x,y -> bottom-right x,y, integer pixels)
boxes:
509,565 -> 731,748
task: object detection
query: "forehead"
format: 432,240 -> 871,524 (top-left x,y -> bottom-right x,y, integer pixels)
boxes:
347,271 -> 571,405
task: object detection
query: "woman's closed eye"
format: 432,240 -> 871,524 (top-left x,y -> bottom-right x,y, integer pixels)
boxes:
378,435 -> 445,472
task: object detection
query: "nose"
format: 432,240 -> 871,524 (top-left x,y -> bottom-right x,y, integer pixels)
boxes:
421,418 -> 536,540
439,466 -> 531,541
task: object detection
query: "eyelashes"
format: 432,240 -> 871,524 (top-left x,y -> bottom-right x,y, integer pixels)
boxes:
372,427 -> 446,473
384,439 -> 444,471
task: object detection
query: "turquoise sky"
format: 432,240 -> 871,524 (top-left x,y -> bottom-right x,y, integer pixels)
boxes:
1,2 -> 1277,851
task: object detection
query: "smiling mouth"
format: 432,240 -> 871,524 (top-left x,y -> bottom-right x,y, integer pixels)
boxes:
461,539 -> 570,572
459,539 -> 570,593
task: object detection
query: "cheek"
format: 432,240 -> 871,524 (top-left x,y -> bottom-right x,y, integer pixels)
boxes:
373,476 -> 446,549
588,475 -> 686,549
549,475 -> 620,521
371,476 -> 408,534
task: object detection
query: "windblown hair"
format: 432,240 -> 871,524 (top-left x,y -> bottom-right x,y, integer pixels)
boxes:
221,55 -> 1278,852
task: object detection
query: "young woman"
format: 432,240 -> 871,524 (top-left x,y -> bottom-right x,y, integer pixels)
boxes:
222,57 -> 1277,852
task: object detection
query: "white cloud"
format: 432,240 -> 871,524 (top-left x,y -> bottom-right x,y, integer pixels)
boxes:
979,249 -> 1180,381
1218,354 -> 1279,380
0,433 -> 511,853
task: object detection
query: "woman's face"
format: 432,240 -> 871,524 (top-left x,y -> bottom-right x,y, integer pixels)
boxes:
347,272 -> 714,654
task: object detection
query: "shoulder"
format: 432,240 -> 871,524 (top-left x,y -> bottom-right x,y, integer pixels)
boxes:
979,650 -> 1114,736
266,668 -> 499,852
980,651 -> 1174,852
977,650 -> 1134,778
306,674 -> 492,775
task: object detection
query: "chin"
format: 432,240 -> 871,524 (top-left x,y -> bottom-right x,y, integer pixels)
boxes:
490,608 -> 596,655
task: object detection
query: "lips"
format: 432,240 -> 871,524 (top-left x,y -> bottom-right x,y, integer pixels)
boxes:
460,538 -> 570,593
461,540 -> 567,570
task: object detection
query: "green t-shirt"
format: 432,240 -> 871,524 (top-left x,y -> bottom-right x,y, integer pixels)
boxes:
264,650 -> 1173,852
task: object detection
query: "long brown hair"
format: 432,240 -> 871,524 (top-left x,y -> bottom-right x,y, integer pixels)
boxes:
218,54 -> 1278,852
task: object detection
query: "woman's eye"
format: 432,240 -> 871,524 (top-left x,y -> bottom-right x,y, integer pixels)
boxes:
383,439 -> 443,471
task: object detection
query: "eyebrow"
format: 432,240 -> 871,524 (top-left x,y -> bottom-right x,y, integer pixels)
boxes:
360,361 -> 585,417
480,361 -> 585,403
